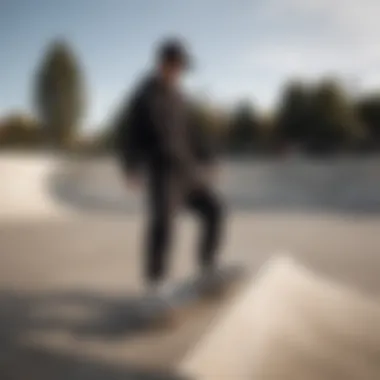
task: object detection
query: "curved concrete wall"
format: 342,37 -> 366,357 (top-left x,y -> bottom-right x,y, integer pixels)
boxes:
53,155 -> 380,215
0,153 -> 74,221
2,153 -> 380,220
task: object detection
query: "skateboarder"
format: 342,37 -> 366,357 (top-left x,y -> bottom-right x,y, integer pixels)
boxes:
114,38 -> 224,302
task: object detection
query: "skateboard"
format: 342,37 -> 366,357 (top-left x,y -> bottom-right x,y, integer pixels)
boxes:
67,265 -> 246,338
141,264 -> 247,329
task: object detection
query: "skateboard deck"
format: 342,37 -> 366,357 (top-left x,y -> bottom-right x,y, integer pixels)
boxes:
71,265 -> 247,337
140,264 -> 247,329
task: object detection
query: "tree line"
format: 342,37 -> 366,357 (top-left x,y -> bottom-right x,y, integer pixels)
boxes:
1,39 -> 380,156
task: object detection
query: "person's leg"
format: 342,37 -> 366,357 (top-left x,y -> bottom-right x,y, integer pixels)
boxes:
145,204 -> 172,286
186,187 -> 224,272
144,169 -> 177,287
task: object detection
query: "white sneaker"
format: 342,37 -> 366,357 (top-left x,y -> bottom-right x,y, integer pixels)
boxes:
197,267 -> 222,296
140,282 -> 175,314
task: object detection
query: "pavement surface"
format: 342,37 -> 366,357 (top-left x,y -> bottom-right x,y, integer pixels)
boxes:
1,154 -> 380,379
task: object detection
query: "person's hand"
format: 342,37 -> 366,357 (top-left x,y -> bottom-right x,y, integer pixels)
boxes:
208,165 -> 219,181
126,173 -> 142,191
203,164 -> 220,184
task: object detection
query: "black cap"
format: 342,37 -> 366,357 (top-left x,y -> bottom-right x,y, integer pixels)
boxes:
156,38 -> 192,69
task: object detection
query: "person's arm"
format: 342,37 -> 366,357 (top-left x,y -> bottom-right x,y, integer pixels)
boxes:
113,91 -> 145,179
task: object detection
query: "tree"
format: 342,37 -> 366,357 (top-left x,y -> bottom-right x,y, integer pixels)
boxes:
34,39 -> 85,149
275,80 -> 310,147
356,95 -> 380,148
276,79 -> 365,153
308,80 -> 365,152
83,127 -> 115,154
227,101 -> 261,153
0,113 -> 42,148
188,101 -> 226,150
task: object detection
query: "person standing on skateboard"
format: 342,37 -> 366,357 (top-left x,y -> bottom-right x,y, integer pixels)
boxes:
114,38 -> 224,301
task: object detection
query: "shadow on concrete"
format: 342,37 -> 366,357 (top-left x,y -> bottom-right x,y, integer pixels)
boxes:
0,289 -> 190,380
48,157 -> 380,217
0,266 -> 244,380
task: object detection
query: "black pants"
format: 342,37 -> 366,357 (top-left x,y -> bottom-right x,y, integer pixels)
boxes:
144,166 -> 224,284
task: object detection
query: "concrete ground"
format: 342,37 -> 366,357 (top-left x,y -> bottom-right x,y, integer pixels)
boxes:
1,156 -> 380,379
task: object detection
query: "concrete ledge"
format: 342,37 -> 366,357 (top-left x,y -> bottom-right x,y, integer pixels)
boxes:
179,256 -> 380,380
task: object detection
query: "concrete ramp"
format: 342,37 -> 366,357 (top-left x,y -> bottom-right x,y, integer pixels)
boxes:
180,257 -> 380,380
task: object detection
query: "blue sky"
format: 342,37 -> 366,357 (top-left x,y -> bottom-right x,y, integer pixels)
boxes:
1,0 -> 380,131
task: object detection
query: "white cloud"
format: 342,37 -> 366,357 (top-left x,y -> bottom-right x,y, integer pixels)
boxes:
245,0 -> 380,100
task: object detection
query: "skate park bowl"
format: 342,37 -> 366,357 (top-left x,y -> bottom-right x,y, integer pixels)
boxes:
48,154 -> 380,216
1,152 -> 380,379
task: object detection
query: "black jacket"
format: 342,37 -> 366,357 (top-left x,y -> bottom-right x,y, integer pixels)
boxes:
114,75 -> 214,184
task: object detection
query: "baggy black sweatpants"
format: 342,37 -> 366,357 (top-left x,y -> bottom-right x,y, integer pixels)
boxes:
144,165 -> 224,284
